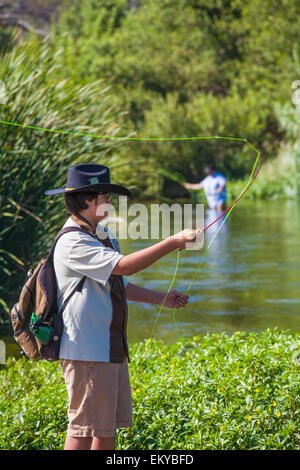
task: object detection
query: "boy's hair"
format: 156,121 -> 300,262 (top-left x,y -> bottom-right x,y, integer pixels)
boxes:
204,164 -> 214,172
64,191 -> 99,215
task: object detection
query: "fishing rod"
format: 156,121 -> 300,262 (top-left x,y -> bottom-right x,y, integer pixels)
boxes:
0,120 -> 262,339
203,139 -> 262,232
151,138 -> 262,339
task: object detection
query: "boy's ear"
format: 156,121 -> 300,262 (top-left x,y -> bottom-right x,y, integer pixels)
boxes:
83,194 -> 98,207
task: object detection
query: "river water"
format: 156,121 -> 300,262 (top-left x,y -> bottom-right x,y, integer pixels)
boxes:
2,199 -> 299,359
124,199 -> 300,343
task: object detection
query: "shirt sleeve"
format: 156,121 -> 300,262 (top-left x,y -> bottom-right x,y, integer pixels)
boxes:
200,176 -> 207,189
59,232 -> 123,285
217,174 -> 226,185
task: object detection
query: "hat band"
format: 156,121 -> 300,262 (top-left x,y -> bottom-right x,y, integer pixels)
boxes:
65,188 -> 76,191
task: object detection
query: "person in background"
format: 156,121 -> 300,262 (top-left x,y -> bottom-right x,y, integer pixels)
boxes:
184,164 -> 227,212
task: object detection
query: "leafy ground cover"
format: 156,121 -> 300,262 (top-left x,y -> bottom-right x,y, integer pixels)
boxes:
0,328 -> 299,450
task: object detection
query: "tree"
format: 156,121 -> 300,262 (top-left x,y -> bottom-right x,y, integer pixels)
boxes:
51,0 -> 300,184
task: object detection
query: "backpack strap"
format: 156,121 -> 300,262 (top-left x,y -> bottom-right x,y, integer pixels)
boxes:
47,224 -> 129,361
45,227 -> 90,317
47,225 -> 116,259
46,226 -> 92,261
58,275 -> 86,316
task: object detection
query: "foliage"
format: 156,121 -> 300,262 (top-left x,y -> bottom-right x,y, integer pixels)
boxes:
275,48 -> 300,197
0,329 -> 299,450
1,1 -> 299,332
227,178 -> 286,202
0,25 -> 16,56
0,36 -> 131,320
52,0 -> 300,184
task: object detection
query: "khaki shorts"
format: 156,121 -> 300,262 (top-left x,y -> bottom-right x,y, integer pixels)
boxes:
60,359 -> 133,438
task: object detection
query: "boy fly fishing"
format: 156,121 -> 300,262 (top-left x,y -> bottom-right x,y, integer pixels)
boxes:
45,162 -> 203,451
4,115 -> 262,451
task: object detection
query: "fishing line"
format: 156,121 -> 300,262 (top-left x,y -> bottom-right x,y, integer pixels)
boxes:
0,120 -> 262,339
187,139 -> 262,290
150,248 -> 181,340
151,139 -> 262,340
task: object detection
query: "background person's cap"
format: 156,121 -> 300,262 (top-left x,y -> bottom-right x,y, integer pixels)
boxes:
44,163 -> 131,197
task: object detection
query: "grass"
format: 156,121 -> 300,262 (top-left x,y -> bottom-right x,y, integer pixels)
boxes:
227,147 -> 297,201
0,328 -> 299,450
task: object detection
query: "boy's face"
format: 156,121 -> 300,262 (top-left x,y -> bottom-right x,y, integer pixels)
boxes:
95,194 -> 112,222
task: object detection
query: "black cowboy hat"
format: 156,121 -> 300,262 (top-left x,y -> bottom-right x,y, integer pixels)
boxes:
44,163 -> 131,197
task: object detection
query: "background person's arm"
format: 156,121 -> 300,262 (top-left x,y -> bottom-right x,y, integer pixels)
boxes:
183,182 -> 203,190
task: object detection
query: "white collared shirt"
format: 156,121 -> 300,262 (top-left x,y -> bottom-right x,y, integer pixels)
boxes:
53,217 -> 127,362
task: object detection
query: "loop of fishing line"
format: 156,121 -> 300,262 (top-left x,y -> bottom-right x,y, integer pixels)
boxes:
0,121 -> 262,341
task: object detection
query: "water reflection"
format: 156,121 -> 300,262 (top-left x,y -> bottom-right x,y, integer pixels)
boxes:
2,200 -> 300,359
204,208 -> 229,254
125,200 -> 300,343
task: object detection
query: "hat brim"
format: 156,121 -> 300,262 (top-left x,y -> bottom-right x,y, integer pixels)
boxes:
45,183 -> 131,197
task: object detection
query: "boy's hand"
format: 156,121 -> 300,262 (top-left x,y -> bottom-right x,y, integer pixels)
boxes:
172,228 -> 203,250
161,290 -> 189,309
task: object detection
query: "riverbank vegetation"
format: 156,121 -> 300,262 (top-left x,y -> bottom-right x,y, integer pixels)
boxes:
0,329 -> 299,450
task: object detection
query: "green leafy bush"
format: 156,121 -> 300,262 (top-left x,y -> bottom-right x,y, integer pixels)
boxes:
0,329 -> 299,450
274,48 -> 300,199
52,0 -> 299,184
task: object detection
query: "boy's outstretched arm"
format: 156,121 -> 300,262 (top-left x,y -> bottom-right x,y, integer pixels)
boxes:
125,282 -> 189,309
112,228 -> 203,277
